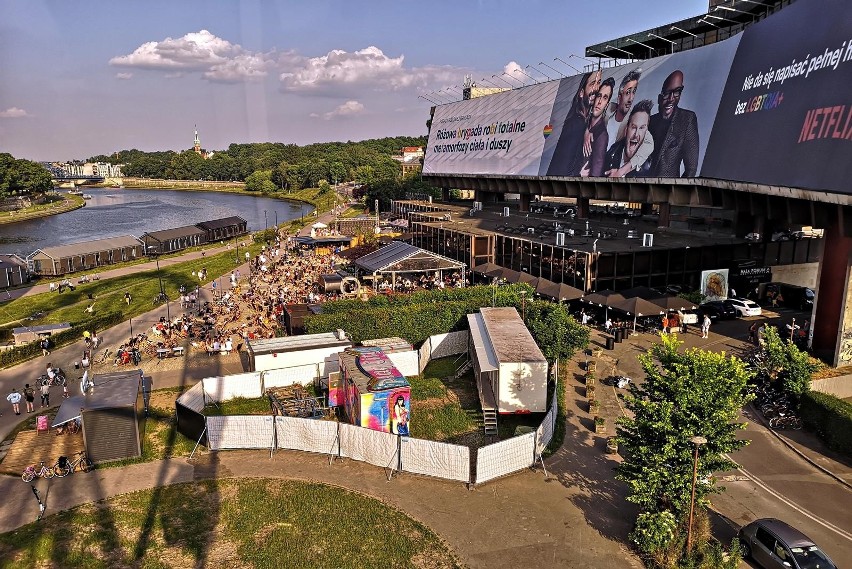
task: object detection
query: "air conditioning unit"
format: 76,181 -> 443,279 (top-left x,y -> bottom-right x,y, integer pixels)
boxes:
503,206 -> 510,217
642,233 -> 654,247
556,232 -> 566,246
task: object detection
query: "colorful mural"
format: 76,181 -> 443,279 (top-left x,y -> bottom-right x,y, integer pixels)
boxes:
360,387 -> 411,435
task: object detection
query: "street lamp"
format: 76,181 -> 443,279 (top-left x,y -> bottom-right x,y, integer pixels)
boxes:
686,435 -> 708,552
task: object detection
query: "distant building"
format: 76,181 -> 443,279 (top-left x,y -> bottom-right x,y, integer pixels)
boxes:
400,146 -> 424,176
463,86 -> 509,99
193,125 -> 214,159
26,235 -> 143,275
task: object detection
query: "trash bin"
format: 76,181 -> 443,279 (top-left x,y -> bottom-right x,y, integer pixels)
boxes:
614,329 -> 623,343
606,336 -> 615,350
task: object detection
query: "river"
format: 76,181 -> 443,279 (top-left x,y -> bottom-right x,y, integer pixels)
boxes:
0,188 -> 313,256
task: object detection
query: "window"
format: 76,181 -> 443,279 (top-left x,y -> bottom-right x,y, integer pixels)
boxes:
755,527 -> 776,550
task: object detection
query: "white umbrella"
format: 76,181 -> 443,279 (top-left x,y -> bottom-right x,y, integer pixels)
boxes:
312,221 -> 328,229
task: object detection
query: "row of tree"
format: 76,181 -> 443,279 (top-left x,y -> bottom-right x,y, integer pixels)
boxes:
88,136 -> 427,190
0,153 -> 54,198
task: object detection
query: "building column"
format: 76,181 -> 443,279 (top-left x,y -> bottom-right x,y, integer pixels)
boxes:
576,198 -> 590,219
811,223 -> 852,366
658,202 -> 671,228
519,194 -> 531,213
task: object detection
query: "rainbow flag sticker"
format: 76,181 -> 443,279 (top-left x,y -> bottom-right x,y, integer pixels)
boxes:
543,124 -> 553,138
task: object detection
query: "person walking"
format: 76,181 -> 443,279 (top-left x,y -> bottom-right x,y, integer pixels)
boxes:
125,291 -> 132,305
6,388 -> 21,415
701,314 -> 711,339
40,337 -> 50,357
23,383 -> 35,413
40,382 -> 50,408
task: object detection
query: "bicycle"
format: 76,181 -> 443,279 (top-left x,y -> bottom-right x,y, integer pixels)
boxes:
153,291 -> 169,305
769,413 -> 802,430
67,451 -> 94,474
22,461 -> 54,482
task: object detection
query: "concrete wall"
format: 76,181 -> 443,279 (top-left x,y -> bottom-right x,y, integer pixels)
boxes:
811,374 -> 852,399
772,263 -> 819,289
253,345 -> 350,376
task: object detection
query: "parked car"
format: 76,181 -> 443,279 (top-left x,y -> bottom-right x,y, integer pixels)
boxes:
738,518 -> 837,569
726,298 -> 762,317
699,301 -> 738,321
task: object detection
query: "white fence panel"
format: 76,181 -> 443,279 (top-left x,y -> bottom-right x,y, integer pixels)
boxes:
429,330 -> 469,360
262,364 -> 319,389
176,381 -> 205,412
400,437 -> 470,482
418,339 -> 432,373
475,432 -> 535,484
338,423 -> 397,469
536,407 -> 555,455
386,351 -> 419,378
206,415 -> 275,450
275,416 -> 339,455
203,372 -> 263,403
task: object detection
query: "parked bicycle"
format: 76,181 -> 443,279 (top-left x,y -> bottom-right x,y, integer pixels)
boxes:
67,451 -> 94,474
38,368 -> 66,387
22,461 -> 54,482
152,291 -> 169,305
769,413 -> 803,430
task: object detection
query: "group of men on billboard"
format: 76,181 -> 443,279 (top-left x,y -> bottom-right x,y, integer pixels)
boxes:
547,68 -> 699,179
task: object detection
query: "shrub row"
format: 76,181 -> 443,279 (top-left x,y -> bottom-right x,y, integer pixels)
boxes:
800,390 -> 852,457
0,312 -> 125,370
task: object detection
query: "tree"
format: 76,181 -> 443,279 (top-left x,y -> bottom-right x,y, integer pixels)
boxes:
617,334 -> 753,515
244,170 -> 277,193
751,325 -> 818,400
523,300 -> 589,361
0,155 -> 53,196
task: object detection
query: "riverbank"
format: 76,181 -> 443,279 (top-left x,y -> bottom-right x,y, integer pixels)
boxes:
121,177 -> 245,191
0,194 -> 84,226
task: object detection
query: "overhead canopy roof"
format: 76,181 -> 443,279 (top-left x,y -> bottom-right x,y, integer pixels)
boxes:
355,241 -> 465,274
28,235 -> 141,260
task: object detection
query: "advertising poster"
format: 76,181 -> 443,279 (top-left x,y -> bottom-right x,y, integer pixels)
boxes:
360,387 -> 410,435
700,269 -> 729,301
701,0 -> 852,193
423,81 -> 562,176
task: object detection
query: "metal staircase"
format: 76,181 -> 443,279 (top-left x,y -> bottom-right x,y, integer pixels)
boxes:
453,359 -> 473,379
483,409 -> 498,435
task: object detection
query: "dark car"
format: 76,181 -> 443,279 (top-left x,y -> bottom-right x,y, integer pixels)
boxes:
699,301 -> 738,321
738,518 -> 837,569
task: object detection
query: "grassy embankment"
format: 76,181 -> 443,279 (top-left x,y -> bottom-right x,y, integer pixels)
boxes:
0,478 -> 461,568
0,194 -> 84,226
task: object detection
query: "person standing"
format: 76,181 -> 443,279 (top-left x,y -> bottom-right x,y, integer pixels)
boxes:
125,291 -> 132,305
23,383 -> 35,413
701,314 -> 711,339
6,388 -> 21,415
40,337 -> 50,357
40,382 -> 50,408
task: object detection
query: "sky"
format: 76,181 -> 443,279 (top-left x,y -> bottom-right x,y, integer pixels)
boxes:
0,0 -> 707,162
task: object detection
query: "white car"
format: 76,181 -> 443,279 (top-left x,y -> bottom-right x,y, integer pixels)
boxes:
725,298 -> 762,317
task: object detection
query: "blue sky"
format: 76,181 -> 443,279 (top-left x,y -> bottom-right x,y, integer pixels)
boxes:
0,1 -> 706,161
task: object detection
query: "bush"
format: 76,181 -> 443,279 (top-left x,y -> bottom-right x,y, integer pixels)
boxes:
631,511 -> 677,556
800,390 -> 852,456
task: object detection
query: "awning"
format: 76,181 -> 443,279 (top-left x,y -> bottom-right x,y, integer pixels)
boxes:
535,278 -> 584,302
51,395 -> 85,427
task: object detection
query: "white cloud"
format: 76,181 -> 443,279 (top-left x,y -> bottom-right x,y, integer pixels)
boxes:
323,101 -> 365,120
110,30 -> 274,82
0,107 -> 30,118
110,32 -> 467,91
115,72 -> 133,80
279,46 -> 462,95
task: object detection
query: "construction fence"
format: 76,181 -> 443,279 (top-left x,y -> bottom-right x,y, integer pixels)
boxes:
174,332 -> 559,486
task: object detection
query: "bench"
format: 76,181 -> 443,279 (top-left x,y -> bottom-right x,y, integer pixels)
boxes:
156,348 -> 170,359
172,346 -> 185,357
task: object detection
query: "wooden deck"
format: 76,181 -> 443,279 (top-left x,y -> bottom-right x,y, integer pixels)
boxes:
0,429 -> 84,476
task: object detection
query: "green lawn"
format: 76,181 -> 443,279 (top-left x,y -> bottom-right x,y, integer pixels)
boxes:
408,358 -> 481,444
0,479 -> 462,569
204,396 -> 270,416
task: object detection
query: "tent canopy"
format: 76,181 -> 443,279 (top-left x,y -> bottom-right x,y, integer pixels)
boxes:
311,221 -> 328,229
535,278 -> 584,302
355,241 -> 465,274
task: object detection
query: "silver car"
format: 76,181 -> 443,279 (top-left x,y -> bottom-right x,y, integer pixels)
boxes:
738,518 -> 837,569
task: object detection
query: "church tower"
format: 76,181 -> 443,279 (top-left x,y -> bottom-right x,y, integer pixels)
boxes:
193,125 -> 201,155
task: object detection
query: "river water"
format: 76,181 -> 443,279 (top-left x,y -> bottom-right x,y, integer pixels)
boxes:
0,188 -> 313,256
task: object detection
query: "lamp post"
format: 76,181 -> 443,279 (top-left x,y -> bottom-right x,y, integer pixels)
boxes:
520,290 -> 527,321
686,435 -> 708,553
264,210 -> 268,231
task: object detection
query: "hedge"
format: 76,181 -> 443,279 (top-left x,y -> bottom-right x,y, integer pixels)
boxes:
0,312 -> 126,369
800,390 -> 852,457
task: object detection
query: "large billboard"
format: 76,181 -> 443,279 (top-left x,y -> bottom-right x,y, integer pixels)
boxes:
423,0 -> 851,195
